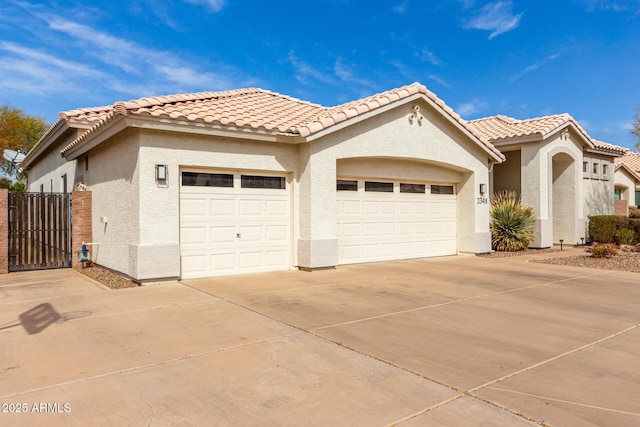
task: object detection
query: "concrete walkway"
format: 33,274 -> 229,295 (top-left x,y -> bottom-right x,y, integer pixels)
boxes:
1,251 -> 639,426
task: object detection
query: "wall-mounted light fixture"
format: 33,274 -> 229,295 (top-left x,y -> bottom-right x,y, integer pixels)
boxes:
479,183 -> 487,195
156,164 -> 167,183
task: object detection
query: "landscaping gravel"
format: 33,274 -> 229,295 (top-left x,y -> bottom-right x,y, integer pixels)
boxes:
74,264 -> 140,289
531,252 -> 640,273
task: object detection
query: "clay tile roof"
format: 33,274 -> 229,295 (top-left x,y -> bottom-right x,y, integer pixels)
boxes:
469,113 -> 592,142
615,151 -> 640,181
592,139 -> 628,155
59,83 -> 504,160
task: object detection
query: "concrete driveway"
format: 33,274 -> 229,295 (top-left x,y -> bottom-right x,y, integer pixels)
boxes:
1,251 -> 639,426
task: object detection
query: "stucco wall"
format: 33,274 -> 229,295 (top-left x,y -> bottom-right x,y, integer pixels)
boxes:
492,150 -> 521,197
27,129 -> 85,192
86,129 -> 140,277
583,152 -> 615,219
518,131 -> 585,247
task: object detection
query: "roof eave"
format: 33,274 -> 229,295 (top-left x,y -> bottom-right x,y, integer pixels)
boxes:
61,115 -> 301,160
22,120 -> 69,168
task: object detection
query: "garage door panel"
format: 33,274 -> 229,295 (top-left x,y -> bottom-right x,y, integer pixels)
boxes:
239,251 -> 263,269
343,223 -> 362,237
266,225 -> 288,241
266,199 -> 289,216
211,226 -> 236,243
398,202 -> 413,214
181,199 -> 207,217
239,199 -> 264,216
181,226 -> 208,245
381,201 -> 396,214
397,222 -> 413,235
342,200 -> 361,215
266,250 -> 288,267
362,201 -> 379,214
380,222 -> 397,236
211,198 -> 235,216
211,253 -> 236,271
362,222 -> 379,236
181,254 -> 207,276
238,225 -> 263,242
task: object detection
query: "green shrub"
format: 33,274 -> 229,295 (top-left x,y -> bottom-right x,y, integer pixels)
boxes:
629,208 -> 640,219
629,218 -> 640,236
490,191 -> 535,252
616,228 -> 638,245
588,215 -> 620,243
588,243 -> 618,258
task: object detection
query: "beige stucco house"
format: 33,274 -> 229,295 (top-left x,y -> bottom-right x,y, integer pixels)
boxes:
22,83 -> 505,282
470,115 -> 626,247
614,151 -> 640,215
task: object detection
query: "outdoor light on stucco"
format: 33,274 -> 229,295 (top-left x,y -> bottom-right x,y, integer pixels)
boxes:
480,184 -> 487,195
156,164 -> 167,182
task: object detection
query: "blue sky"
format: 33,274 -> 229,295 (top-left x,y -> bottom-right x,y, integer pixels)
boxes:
1,0 -> 639,149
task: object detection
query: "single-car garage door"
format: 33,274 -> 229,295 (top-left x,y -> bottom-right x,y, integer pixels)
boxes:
180,170 -> 290,279
336,178 -> 457,264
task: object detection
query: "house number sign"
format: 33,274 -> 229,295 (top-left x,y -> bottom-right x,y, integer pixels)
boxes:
476,196 -> 488,204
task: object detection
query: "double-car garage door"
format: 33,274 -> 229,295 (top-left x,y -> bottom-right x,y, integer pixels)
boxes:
337,178 -> 457,264
180,170 -> 457,278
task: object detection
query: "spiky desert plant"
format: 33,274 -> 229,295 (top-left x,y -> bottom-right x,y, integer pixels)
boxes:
490,191 -> 535,252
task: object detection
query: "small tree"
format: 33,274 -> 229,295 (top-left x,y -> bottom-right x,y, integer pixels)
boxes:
490,191 -> 535,251
633,106 -> 640,150
0,104 -> 48,181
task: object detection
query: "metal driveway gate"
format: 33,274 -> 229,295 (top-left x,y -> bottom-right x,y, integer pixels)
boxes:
8,192 -> 72,271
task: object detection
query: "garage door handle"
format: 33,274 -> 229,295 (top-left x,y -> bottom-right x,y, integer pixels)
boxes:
236,233 -> 241,238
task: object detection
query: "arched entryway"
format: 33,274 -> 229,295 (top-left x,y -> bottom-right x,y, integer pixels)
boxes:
551,153 -> 576,244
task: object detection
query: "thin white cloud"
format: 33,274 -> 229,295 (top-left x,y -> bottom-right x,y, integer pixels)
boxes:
581,0 -> 640,13
393,1 -> 409,13
181,0 -> 227,12
418,47 -> 443,66
43,16 -> 235,91
334,59 -> 378,91
464,1 -> 523,39
428,74 -> 451,88
456,98 -> 488,117
288,51 -> 337,85
510,53 -> 560,82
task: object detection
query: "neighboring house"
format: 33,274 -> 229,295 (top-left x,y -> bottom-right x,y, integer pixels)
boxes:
22,83 -> 504,283
614,151 -> 640,215
470,114 -> 626,247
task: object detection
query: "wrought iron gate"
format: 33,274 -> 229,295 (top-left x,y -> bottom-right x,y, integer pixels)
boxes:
8,192 -> 72,271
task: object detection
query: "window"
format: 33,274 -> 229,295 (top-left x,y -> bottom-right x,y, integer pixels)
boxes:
400,183 -> 426,193
85,154 -> 89,172
61,174 -> 68,193
602,164 -> 608,177
337,180 -> 357,191
365,181 -> 393,192
40,184 -> 44,193
431,185 -> 454,195
614,188 -> 622,201
182,172 -> 233,187
592,163 -> 598,174
636,191 -> 640,206
241,175 -> 285,189
583,161 -> 588,173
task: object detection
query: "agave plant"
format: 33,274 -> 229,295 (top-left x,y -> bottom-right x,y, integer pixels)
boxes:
490,191 -> 535,252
